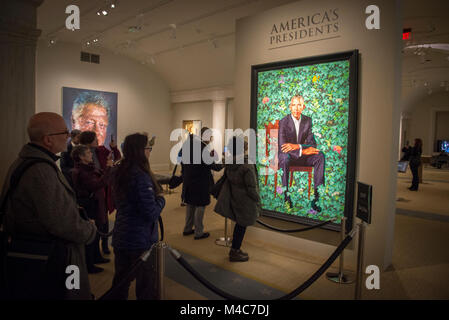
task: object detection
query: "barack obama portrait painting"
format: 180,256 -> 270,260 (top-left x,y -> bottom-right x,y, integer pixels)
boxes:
251,50 -> 358,231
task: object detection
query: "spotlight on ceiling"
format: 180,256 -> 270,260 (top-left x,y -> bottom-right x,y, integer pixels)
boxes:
208,39 -> 218,49
48,39 -> 57,46
111,4 -> 116,9
97,11 -> 101,16
102,10 -> 108,16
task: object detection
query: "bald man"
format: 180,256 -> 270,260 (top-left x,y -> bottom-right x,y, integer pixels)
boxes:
0,112 -> 97,300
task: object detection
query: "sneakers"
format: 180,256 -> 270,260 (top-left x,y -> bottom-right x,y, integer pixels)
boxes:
229,248 -> 249,262
183,230 -> 194,236
194,232 -> 210,240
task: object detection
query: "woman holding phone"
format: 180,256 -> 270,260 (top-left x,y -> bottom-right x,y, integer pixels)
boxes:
79,131 -> 121,254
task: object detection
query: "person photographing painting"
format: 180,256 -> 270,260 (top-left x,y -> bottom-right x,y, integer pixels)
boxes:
278,94 -> 325,212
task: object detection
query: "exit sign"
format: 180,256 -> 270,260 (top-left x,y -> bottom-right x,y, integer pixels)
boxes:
403,28 -> 412,40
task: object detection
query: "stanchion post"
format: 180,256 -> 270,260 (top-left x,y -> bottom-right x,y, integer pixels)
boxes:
355,222 -> 366,300
326,217 -> 354,284
215,218 -> 232,247
156,242 -> 167,300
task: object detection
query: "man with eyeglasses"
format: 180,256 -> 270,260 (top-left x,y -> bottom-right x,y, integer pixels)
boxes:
0,112 -> 97,299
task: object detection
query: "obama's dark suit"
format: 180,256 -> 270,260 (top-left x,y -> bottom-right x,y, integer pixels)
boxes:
278,114 -> 325,194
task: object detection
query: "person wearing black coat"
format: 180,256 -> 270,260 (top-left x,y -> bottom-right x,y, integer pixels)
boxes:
181,129 -> 222,239
409,138 -> 423,191
60,129 -> 81,186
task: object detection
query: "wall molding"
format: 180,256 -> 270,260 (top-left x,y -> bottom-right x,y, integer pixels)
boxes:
171,85 -> 234,104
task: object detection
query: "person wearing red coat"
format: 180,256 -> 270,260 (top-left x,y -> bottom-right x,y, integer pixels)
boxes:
79,131 -> 121,254
71,144 -> 113,273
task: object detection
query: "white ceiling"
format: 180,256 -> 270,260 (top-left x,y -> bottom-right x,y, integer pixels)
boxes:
38,0 -> 449,110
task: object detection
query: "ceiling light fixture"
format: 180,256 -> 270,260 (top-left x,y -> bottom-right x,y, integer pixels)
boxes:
169,24 -> 177,39
48,38 -> 57,47
102,10 -> 108,16
208,39 -> 218,49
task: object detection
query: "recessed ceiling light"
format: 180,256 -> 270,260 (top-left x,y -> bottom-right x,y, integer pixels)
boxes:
102,10 -> 108,16
97,11 -> 101,16
111,4 -> 115,9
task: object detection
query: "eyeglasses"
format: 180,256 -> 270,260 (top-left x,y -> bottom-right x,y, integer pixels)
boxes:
144,147 -> 153,151
47,130 -> 70,136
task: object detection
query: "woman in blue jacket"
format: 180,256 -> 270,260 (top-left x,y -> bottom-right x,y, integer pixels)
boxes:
110,133 -> 165,300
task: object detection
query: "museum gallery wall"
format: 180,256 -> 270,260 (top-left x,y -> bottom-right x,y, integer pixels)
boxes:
35,41 -> 172,171
234,0 -> 402,269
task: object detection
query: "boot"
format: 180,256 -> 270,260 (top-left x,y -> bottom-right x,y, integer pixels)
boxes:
284,194 -> 293,208
102,239 -> 111,255
311,190 -> 322,212
229,248 -> 249,262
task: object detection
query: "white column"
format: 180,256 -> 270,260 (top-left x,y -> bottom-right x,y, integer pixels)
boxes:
0,0 -> 43,185
212,99 -> 226,153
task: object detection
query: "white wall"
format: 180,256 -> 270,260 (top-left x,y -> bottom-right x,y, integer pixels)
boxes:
171,101 -> 213,132
408,92 -> 449,155
234,0 -> 402,270
35,41 -> 172,171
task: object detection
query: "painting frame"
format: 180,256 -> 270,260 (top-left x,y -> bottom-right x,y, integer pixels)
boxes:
250,50 -> 359,232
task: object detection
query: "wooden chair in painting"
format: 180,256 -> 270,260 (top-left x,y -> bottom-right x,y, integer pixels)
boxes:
264,120 -> 313,199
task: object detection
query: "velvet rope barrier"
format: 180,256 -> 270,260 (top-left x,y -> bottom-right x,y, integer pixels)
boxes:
98,217 -> 164,300
256,217 -> 337,233
168,226 -> 358,300
98,242 -> 157,300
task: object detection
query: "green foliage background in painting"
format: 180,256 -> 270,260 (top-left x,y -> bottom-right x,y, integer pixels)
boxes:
256,60 -> 350,224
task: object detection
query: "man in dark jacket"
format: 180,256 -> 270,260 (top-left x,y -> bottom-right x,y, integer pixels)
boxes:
181,129 -> 222,239
60,129 -> 81,186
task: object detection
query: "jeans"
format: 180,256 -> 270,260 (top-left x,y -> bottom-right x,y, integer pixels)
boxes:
184,205 -> 206,237
411,165 -> 419,189
232,224 -> 247,250
109,248 -> 157,300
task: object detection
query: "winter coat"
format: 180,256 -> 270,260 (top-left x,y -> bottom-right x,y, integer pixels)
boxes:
60,141 -> 75,186
111,165 -> 165,250
181,135 -> 223,206
72,162 -> 110,224
214,156 -> 261,227
96,145 -> 121,214
0,143 -> 97,300
409,146 -> 422,168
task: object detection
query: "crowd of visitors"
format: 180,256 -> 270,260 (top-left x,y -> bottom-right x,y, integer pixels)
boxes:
0,112 -> 262,300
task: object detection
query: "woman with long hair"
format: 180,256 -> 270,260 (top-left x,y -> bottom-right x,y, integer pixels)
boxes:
110,133 -> 165,300
409,138 -> 423,191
